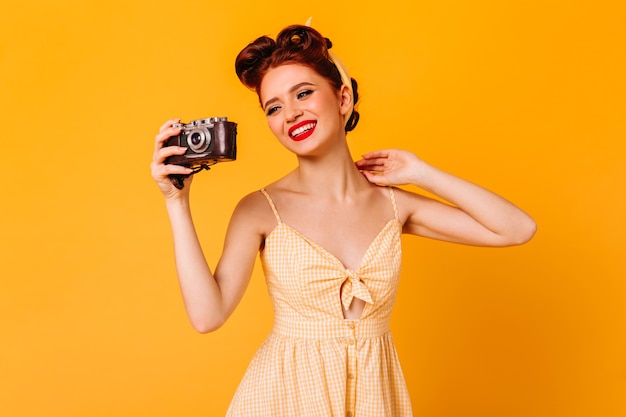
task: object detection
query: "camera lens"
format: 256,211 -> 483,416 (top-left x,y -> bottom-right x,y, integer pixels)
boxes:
187,128 -> 211,153
191,132 -> 203,146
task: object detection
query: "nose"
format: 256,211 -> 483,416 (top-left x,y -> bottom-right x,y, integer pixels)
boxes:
285,105 -> 303,123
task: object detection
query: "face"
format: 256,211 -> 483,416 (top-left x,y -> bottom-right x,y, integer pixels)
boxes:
259,64 -> 351,156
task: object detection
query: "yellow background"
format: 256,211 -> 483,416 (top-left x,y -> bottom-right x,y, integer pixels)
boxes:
1,1 -> 624,416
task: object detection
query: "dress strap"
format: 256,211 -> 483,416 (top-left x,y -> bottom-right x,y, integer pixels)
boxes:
388,187 -> 399,221
260,189 -> 282,223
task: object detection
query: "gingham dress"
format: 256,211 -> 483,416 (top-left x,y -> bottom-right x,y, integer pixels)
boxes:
226,187 -> 412,416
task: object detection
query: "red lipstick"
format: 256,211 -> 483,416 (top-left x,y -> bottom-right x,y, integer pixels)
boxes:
288,120 -> 317,142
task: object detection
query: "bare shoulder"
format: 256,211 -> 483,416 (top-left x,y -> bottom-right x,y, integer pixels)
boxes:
390,186 -> 440,225
230,189 -> 279,238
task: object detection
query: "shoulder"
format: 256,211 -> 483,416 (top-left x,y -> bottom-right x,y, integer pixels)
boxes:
389,186 -> 440,227
230,189 -> 279,238
234,189 -> 268,211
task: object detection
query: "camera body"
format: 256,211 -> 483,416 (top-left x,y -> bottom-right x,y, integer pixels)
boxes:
164,117 -> 237,167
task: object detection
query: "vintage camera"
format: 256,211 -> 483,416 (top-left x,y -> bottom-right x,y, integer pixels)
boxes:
164,117 -> 237,189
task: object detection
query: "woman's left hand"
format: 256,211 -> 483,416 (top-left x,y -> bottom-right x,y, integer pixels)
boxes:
355,149 -> 423,186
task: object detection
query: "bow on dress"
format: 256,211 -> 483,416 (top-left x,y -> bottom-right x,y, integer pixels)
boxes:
340,269 -> 374,311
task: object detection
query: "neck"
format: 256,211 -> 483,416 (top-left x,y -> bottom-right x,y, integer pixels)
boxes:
291,139 -> 369,199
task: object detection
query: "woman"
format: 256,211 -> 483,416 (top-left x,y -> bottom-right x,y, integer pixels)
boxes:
151,24 -> 536,417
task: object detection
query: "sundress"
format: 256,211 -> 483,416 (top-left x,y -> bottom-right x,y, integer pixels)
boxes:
226,187 -> 412,416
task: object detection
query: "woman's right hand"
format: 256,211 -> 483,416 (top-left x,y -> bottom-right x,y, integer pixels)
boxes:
150,119 -> 194,200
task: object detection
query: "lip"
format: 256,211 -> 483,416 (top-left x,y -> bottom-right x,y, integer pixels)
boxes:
288,120 -> 317,142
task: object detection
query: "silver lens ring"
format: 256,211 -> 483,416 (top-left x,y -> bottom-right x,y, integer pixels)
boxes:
187,128 -> 211,153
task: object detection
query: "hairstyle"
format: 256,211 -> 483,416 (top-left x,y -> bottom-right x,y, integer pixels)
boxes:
235,24 -> 360,133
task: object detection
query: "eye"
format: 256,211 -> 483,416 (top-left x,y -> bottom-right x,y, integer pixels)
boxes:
266,105 -> 281,116
297,89 -> 313,100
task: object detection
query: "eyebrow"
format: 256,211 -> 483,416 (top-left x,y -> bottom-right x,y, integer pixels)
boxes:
263,82 -> 316,111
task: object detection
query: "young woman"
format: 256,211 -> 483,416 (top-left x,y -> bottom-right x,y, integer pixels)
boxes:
151,23 -> 536,417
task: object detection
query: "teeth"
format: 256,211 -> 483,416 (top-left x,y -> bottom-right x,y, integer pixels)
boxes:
291,122 -> 315,137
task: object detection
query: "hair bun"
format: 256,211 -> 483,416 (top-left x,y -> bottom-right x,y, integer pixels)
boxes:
289,28 -> 307,47
235,35 -> 277,90
276,25 -> 328,61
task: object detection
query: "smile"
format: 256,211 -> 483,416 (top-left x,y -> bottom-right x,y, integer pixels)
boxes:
288,120 -> 317,141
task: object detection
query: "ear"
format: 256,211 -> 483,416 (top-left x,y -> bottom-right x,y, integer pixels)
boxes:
338,84 -> 353,117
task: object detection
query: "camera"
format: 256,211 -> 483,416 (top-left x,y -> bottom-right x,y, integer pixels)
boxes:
164,117 -> 237,188
165,117 -> 237,166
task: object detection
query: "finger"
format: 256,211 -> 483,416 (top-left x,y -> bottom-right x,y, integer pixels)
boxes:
361,170 -> 389,185
151,161 -> 193,181
360,149 -> 391,160
162,164 -> 193,176
153,144 -> 188,165
153,128 -> 183,155
159,118 -> 181,133
355,162 -> 379,172
156,119 -> 181,147
355,157 -> 388,169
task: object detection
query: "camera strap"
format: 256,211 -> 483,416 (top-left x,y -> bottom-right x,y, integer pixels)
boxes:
169,162 -> 216,190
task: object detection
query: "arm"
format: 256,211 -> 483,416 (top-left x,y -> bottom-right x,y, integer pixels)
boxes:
355,149 -> 537,247
151,120 -> 263,333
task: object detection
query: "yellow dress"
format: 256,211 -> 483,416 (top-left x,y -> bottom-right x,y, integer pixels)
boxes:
226,187 -> 412,417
